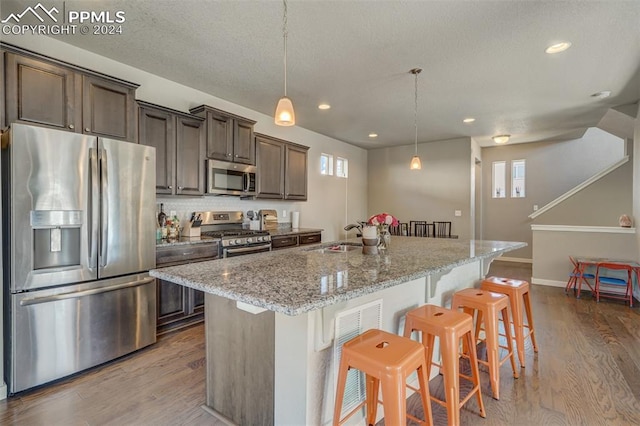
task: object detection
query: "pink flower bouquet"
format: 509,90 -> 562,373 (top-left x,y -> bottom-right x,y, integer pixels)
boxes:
367,213 -> 399,227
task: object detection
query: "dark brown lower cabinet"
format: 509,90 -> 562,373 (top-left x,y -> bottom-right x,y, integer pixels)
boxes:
156,241 -> 219,334
271,232 -> 322,250
299,232 -> 322,245
271,235 -> 298,250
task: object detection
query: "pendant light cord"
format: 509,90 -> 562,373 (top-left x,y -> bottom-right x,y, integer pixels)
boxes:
414,70 -> 418,155
282,0 -> 288,97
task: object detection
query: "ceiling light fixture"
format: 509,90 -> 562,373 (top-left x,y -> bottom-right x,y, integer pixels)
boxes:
545,41 -> 572,54
368,133 -> 378,138
318,103 -> 331,110
492,134 -> 511,144
463,117 -> 476,123
274,0 -> 295,126
410,68 -> 423,170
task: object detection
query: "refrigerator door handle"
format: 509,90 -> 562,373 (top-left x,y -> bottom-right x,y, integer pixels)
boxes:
100,148 -> 109,268
89,148 -> 99,270
18,277 -> 155,306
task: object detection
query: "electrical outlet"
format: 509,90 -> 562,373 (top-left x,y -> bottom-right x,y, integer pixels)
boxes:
282,210 -> 287,218
169,210 -> 176,217
533,205 -> 539,211
454,210 -> 462,217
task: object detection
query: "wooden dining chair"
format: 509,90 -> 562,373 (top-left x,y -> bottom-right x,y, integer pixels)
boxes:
389,223 -> 408,236
410,221 -> 427,237
594,262 -> 634,307
433,221 -> 452,238
565,256 -> 595,298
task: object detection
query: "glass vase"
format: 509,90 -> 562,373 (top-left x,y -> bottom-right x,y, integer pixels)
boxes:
377,225 -> 391,251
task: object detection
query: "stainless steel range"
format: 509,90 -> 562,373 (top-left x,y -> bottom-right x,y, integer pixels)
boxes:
196,211 -> 272,258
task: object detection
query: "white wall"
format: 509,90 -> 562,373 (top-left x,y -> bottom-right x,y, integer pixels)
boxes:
532,227 -> 637,290
482,128 -> 625,260
2,35 -> 368,242
367,138 -> 472,239
635,103 -> 640,257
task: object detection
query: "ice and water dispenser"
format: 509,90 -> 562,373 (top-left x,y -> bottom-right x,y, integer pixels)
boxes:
31,210 -> 82,270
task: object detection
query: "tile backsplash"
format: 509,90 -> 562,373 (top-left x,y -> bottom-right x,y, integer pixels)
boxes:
156,196 -> 299,226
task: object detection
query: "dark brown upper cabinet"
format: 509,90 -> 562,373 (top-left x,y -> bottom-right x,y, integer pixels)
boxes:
138,101 -> 205,196
255,133 -> 308,201
190,105 -> 256,165
4,50 -> 138,141
255,134 -> 285,199
175,115 -> 206,195
285,144 -> 309,200
4,52 -> 80,131
82,75 -> 136,141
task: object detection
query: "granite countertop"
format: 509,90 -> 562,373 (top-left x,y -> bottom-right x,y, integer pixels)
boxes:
269,227 -> 324,237
150,237 -> 526,316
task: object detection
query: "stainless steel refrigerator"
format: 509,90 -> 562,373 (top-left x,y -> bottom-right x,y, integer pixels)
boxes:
2,123 -> 157,394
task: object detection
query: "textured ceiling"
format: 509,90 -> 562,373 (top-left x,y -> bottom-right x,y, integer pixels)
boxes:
4,0 -> 639,148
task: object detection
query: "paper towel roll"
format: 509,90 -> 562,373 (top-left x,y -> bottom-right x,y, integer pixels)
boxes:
292,211 -> 300,229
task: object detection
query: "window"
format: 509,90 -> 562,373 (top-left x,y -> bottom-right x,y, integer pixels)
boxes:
336,157 -> 348,178
320,153 -> 333,175
492,161 -> 506,198
511,159 -> 525,198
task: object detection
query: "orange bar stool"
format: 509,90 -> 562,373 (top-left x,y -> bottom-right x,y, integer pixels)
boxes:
403,304 -> 485,426
451,288 -> 519,400
481,276 -> 538,368
333,329 -> 433,426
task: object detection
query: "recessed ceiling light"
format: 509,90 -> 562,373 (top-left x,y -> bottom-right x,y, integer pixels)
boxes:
545,42 -> 572,54
368,133 -> 378,138
463,118 -> 476,123
591,90 -> 611,99
492,134 -> 510,144
318,103 -> 331,110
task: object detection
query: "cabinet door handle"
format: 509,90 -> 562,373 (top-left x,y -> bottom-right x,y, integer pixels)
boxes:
178,186 -> 184,190
68,124 -> 75,129
235,154 -> 238,157
227,153 -> 232,157
168,185 -> 173,189
85,127 -> 91,132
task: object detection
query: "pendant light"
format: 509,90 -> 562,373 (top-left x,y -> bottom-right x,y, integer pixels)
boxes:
274,0 -> 295,126
409,68 -> 422,170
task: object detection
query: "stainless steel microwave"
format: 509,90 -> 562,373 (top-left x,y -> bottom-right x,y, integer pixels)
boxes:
207,159 -> 257,196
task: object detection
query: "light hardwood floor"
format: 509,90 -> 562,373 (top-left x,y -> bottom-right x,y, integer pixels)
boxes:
1,260 -> 639,425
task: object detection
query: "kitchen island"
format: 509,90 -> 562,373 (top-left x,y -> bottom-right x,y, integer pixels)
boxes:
150,237 -> 525,425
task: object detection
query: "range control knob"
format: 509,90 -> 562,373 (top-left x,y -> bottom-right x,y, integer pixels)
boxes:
246,238 -> 253,244
227,240 -> 234,246
256,236 -> 262,242
235,239 -> 242,245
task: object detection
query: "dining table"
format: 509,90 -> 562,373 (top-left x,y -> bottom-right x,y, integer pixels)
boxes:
574,257 -> 640,303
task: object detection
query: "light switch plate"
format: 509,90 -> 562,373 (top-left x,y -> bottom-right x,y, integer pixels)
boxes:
454,210 -> 462,217
282,210 -> 287,217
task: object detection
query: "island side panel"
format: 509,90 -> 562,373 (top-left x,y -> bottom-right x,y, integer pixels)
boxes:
205,294 -> 275,425
274,277 -> 428,425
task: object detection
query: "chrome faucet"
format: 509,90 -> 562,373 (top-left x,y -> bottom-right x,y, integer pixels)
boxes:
344,223 -> 363,234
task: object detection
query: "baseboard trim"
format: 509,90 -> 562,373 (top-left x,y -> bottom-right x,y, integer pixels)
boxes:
201,405 -> 238,426
495,256 -> 533,264
531,278 -> 566,288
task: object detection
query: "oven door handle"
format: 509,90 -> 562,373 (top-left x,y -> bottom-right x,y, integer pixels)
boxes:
224,243 -> 272,256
